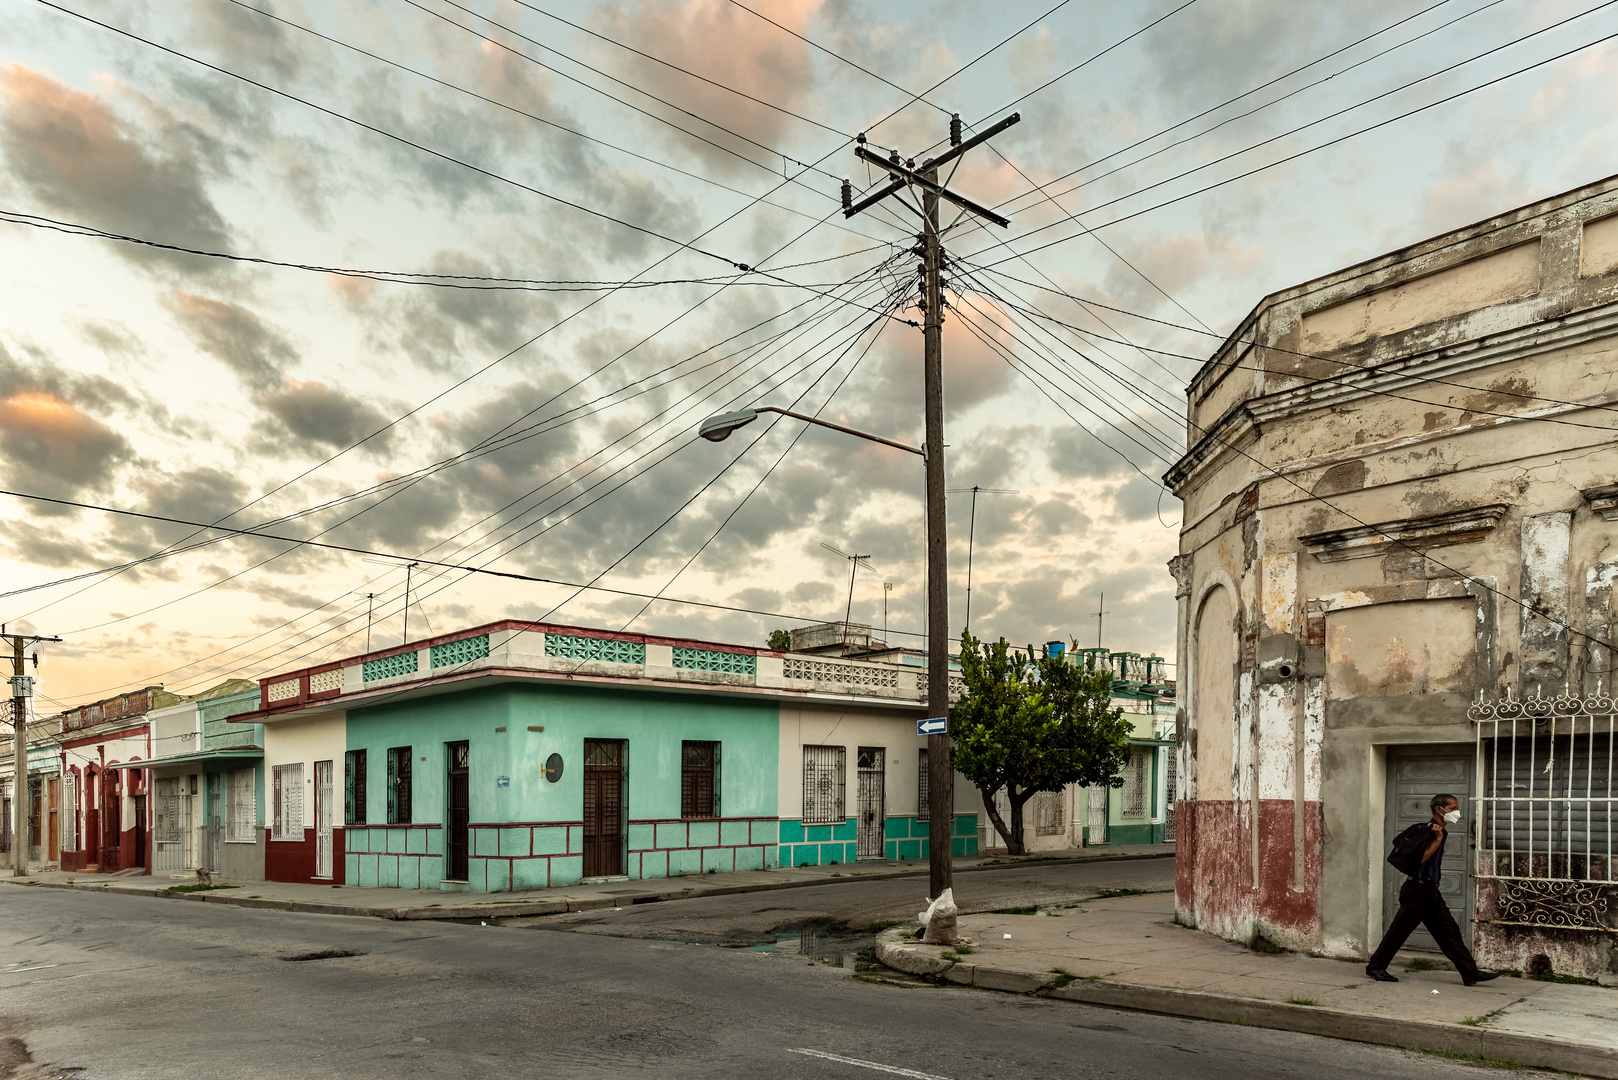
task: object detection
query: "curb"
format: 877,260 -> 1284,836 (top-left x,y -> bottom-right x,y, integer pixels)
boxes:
0,848 -> 1173,922
873,930 -> 1618,1079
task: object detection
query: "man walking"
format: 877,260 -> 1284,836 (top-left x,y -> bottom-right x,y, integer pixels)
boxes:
1366,793 -> 1498,985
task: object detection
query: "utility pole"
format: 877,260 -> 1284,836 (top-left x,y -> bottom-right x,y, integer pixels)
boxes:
844,111 -> 1019,904
3,625 -> 61,879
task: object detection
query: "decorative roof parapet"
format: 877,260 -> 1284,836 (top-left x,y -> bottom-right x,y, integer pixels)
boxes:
1297,504 -> 1509,563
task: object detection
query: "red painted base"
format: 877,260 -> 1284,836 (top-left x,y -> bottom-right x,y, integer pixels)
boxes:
265,828 -> 346,884
1175,798 -> 1323,948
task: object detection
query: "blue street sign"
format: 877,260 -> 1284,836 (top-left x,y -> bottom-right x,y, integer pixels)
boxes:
918,716 -> 948,736
495,775 -> 510,788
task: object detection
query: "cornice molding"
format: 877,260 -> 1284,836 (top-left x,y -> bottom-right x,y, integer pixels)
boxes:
1297,504 -> 1509,563
1582,482 -> 1618,521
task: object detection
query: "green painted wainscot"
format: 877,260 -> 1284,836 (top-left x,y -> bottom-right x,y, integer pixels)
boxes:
343,679 -> 781,892
776,814 -> 978,867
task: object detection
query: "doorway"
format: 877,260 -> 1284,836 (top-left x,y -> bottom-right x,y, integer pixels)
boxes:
583,739 -> 625,878
446,741 -> 470,882
1383,745 -> 1473,953
856,747 -> 885,860
101,771 -> 122,871
314,760 -> 334,879
1087,785 -> 1108,844
206,773 -> 221,872
47,778 -> 59,863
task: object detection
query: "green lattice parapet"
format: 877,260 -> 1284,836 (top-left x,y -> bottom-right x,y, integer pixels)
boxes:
362,651 -> 419,682
544,633 -> 645,665
431,634 -> 490,669
672,647 -> 756,676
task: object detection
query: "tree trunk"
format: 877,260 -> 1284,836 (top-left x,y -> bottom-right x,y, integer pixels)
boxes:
1007,788 -> 1032,856
980,787 -> 1017,854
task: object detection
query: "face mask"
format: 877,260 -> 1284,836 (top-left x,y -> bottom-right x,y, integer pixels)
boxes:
1443,809 -> 1461,825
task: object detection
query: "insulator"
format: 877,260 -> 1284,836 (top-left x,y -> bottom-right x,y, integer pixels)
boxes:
950,113 -> 962,146
856,132 -> 867,145
841,179 -> 852,210
889,149 -> 901,164
905,158 -> 915,169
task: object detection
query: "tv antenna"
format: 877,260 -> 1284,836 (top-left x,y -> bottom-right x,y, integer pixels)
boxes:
820,543 -> 875,640
361,559 -> 422,645
947,486 -> 1018,633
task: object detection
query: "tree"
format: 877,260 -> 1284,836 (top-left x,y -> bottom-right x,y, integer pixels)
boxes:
949,631 -> 1133,855
766,629 -> 792,651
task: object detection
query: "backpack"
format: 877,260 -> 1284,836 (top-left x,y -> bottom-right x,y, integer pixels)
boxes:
1387,822 -> 1431,877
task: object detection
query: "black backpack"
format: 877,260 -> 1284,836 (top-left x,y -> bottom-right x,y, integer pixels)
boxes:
1387,822 -> 1431,877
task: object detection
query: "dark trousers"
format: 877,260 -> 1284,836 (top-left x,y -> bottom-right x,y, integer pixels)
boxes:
1369,879 -> 1479,979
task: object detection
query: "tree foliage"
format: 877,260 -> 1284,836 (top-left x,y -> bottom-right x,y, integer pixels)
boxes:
949,631 -> 1133,854
766,629 -> 792,651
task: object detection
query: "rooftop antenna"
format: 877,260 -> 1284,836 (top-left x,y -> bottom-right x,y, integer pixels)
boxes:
947,485 -> 1018,633
361,559 -> 422,646
820,543 -> 875,645
1093,592 -> 1110,650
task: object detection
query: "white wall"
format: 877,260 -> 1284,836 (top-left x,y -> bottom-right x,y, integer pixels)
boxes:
147,701 -> 200,762
775,701 -> 974,820
262,712 -> 345,830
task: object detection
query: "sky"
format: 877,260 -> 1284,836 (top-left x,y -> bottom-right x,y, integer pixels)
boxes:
1,0 -> 1615,707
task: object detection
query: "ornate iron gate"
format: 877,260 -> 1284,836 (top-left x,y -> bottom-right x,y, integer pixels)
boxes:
856,747 -> 885,859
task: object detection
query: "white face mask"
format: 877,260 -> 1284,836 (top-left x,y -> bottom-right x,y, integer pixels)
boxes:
1443,809 -> 1461,825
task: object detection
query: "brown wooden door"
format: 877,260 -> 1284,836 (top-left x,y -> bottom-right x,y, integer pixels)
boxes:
47,778 -> 59,862
100,772 -> 121,871
582,739 -> 624,878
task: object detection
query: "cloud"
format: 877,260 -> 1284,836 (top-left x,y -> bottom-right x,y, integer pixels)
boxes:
0,63 -> 229,258
167,291 -> 297,392
259,379 -> 391,449
0,389 -> 130,492
588,0 -> 821,176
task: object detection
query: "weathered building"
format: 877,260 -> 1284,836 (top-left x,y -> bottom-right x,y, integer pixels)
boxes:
1167,175 -> 1618,977
55,687 -> 180,873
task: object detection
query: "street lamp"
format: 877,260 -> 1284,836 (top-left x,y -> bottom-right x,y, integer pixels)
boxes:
697,404 -> 956,909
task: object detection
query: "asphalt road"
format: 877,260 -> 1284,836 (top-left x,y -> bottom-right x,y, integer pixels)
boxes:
0,865 -> 1526,1080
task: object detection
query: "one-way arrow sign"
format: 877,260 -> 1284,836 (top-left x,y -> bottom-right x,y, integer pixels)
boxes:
918,716 -> 948,736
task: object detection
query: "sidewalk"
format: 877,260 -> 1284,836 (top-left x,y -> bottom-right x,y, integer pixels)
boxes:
0,843 -> 1173,921
876,892 -> 1618,1078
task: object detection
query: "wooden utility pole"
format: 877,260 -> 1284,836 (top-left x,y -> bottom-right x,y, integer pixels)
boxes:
3,626 -> 60,879
843,112 -> 1019,903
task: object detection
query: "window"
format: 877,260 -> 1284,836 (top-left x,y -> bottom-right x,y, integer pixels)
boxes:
916,748 -> 928,823
1036,790 -> 1066,835
1479,724 -> 1614,883
802,745 -> 846,825
386,747 -> 412,825
272,764 -> 304,839
345,750 -> 367,826
1121,748 -> 1148,817
62,773 -> 77,851
681,741 -> 719,819
226,769 -> 256,842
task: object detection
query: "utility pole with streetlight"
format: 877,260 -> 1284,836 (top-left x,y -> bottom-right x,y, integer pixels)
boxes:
3,625 -> 60,879
703,113 -> 1018,912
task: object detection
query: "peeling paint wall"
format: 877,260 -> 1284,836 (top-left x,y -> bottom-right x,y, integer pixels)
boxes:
1167,173 -> 1618,972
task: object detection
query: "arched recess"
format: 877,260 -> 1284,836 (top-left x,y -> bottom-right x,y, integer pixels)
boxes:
1193,583 -> 1239,802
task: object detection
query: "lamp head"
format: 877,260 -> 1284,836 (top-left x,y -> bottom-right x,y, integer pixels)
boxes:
698,408 -> 759,442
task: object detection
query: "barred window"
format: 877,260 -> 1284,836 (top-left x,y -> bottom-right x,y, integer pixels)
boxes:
271,764 -> 303,839
1035,789 -> 1065,835
1479,723 -> 1614,883
226,768 -> 256,842
62,773 -> 77,852
1121,748 -> 1148,818
345,749 -> 367,827
387,747 -> 412,825
681,741 -> 720,819
802,745 -> 846,825
916,747 -> 928,823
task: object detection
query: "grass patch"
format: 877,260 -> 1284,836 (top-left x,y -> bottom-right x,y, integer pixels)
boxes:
954,943 -> 974,955
1460,1017 -> 1483,1027
1531,971 -> 1599,985
1408,1047 -> 1527,1070
940,951 -> 959,962
1049,967 -> 1077,989
1285,997 -> 1319,1007
160,883 -> 239,894
866,920 -> 901,933
1403,957 -> 1442,972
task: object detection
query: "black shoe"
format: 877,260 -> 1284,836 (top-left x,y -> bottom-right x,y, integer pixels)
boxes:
1464,971 -> 1500,986
1365,966 -> 1399,982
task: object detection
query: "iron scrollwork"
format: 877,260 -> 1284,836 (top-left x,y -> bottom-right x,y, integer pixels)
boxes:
1496,878 -> 1613,931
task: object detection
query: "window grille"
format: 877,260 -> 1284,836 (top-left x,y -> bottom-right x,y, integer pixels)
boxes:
1036,789 -> 1065,835
544,634 -> 645,665
431,634 -> 490,669
387,747 -> 412,824
363,651 -> 419,682
154,777 -> 183,844
1473,695 -> 1614,886
272,764 -> 304,839
62,773 -> 77,852
345,750 -> 367,826
916,748 -> 928,823
1121,748 -> 1147,817
227,768 -> 256,842
681,741 -> 720,818
672,647 -> 755,676
1164,746 -> 1178,842
802,745 -> 846,824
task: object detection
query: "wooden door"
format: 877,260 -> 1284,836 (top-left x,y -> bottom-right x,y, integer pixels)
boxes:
582,739 -> 624,878
856,747 -> 885,859
1384,746 -> 1473,953
446,742 -> 470,882
100,772 -> 122,871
